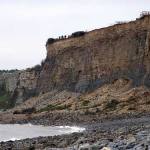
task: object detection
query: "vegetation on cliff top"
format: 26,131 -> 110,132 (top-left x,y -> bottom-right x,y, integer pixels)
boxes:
0,69 -> 19,75
46,31 -> 86,46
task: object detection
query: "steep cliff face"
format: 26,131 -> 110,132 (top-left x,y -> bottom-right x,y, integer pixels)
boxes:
0,69 -> 40,107
15,69 -> 40,104
1,15 -> 150,108
38,16 -> 150,94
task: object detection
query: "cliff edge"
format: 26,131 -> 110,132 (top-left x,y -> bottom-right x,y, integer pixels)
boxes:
38,15 -> 150,94
0,15 -> 150,109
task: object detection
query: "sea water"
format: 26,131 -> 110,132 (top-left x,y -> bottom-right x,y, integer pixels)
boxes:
0,124 -> 85,142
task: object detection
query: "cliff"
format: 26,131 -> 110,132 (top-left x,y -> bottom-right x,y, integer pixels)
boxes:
1,15 -> 150,108
0,68 -> 40,108
38,15 -> 150,94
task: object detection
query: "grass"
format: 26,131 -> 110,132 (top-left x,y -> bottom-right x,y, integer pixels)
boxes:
38,103 -> 71,112
105,99 -> 119,110
0,92 -> 12,109
0,94 -> 9,101
0,84 -> 12,109
81,100 -> 90,106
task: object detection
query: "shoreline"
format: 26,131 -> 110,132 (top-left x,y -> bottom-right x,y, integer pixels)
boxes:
0,112 -> 150,149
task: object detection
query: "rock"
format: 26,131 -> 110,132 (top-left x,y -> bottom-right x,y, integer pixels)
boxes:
0,69 -> 39,106
101,147 -> 112,150
147,135 -> 150,143
126,142 -> 136,149
78,143 -> 90,150
126,134 -> 136,145
90,143 -> 100,150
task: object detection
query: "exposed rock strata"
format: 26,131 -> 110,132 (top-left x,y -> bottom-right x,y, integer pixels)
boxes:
38,15 -> 150,94
0,69 -> 40,106
1,15 -> 150,106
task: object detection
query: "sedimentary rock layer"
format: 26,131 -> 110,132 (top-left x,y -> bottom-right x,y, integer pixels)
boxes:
38,15 -> 150,93
1,15 -> 150,106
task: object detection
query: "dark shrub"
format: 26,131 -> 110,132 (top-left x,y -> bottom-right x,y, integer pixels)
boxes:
46,38 -> 55,46
29,146 -> 35,150
13,107 -> 36,114
105,99 -> 119,110
22,107 -> 36,114
33,65 -> 41,72
81,100 -> 90,106
71,31 -> 85,38
13,110 -> 21,114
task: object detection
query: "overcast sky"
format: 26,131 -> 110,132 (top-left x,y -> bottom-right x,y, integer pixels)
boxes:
0,0 -> 150,70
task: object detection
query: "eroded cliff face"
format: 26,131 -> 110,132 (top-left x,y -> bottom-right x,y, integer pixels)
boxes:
1,15 -> 150,107
38,16 -> 150,94
0,69 -> 40,107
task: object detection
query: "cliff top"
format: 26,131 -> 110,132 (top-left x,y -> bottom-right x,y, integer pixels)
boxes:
46,13 -> 150,48
46,14 -> 150,57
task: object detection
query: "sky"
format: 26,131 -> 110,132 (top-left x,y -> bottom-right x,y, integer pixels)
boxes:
0,0 -> 150,70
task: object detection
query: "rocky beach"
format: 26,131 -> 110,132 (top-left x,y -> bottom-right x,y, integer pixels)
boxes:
0,113 -> 150,149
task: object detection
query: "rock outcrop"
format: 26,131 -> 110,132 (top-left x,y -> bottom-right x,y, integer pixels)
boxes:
38,15 -> 150,94
1,15 -> 150,107
0,68 -> 40,107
